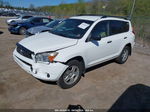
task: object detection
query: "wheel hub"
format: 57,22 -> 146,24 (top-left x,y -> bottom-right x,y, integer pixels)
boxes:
64,65 -> 79,85
122,49 -> 128,62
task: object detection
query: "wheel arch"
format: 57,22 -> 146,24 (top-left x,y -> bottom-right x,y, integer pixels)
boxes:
125,43 -> 132,55
64,56 -> 86,75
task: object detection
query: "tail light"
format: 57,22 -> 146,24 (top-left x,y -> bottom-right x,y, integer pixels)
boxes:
132,27 -> 135,35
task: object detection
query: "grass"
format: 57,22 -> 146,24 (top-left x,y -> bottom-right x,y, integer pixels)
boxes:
132,17 -> 150,47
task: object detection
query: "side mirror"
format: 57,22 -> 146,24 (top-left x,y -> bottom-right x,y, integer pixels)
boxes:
91,35 -> 101,41
86,34 -> 102,42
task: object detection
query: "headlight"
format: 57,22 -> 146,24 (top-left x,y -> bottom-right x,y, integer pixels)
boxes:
16,25 -> 20,28
35,52 -> 58,63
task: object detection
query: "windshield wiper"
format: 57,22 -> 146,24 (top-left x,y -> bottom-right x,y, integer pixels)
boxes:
49,30 -> 68,38
49,30 -> 79,39
57,33 -> 68,38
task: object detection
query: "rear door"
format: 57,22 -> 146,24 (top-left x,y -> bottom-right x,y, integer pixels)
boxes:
107,20 -> 130,56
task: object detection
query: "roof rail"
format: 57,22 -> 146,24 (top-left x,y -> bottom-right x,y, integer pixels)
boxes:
77,14 -> 104,16
101,15 -> 129,20
76,14 -> 129,20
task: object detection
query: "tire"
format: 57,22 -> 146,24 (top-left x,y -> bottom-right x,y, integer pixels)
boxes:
57,60 -> 83,89
19,27 -> 26,35
116,46 -> 130,64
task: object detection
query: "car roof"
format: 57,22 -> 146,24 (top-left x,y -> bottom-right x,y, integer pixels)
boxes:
30,16 -> 49,19
22,15 -> 32,17
70,16 -> 102,21
70,15 -> 129,22
18,14 -> 32,16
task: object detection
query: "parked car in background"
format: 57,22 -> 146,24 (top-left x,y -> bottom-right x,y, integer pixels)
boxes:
0,12 -> 2,16
2,12 -> 16,17
13,15 -> 135,89
8,17 -> 53,35
6,15 -> 33,25
25,19 -> 63,37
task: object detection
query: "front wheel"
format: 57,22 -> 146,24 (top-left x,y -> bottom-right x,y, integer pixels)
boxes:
116,46 -> 130,64
57,60 -> 82,89
19,27 -> 26,35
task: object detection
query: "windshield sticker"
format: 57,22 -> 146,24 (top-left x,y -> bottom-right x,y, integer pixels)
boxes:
78,23 -> 90,29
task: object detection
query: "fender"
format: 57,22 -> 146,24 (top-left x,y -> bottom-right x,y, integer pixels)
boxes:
54,44 -> 88,67
118,42 -> 132,56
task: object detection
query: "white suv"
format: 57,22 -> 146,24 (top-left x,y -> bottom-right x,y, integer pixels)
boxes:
13,15 -> 135,89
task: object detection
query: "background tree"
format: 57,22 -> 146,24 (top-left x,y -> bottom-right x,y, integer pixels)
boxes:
0,0 -> 4,7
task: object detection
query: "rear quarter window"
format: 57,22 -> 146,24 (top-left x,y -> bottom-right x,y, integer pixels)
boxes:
109,20 -> 129,35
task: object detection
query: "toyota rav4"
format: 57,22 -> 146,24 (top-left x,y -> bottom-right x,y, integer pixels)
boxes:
13,15 -> 135,89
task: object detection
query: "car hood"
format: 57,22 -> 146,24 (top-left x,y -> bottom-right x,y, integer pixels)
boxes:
10,21 -> 27,26
19,32 -> 78,53
7,18 -> 18,22
9,21 -> 18,26
27,26 -> 51,34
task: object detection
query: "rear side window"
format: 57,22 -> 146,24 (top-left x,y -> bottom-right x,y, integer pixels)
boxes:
22,16 -> 32,19
109,20 -> 129,35
42,18 -> 50,23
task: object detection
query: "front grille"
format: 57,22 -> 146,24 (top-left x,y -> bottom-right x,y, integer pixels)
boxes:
16,43 -> 34,59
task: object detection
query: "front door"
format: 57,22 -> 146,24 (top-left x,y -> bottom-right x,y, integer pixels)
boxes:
84,20 -> 117,68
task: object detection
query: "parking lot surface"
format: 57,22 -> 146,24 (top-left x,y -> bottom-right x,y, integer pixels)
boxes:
0,18 -> 150,109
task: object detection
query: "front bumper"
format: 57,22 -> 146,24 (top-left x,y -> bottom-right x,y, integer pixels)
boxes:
13,49 -> 68,81
8,27 -> 19,34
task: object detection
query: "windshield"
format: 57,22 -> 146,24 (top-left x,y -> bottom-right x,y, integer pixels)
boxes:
25,17 -> 34,22
46,20 -> 61,28
49,19 -> 93,39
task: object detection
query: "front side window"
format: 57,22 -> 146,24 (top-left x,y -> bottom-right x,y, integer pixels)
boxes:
109,20 -> 129,35
91,21 -> 108,39
32,18 -> 42,23
50,19 -> 93,39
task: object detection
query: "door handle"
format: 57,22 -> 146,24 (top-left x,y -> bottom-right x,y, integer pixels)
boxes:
107,41 -> 112,43
124,37 -> 127,39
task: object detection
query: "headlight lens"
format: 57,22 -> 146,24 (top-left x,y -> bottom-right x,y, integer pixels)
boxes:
35,52 -> 58,63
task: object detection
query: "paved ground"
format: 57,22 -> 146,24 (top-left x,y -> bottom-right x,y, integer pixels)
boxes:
0,18 -> 150,110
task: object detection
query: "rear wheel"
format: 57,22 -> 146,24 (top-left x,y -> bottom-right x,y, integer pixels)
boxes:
19,27 -> 26,35
116,46 -> 130,64
57,60 -> 82,89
